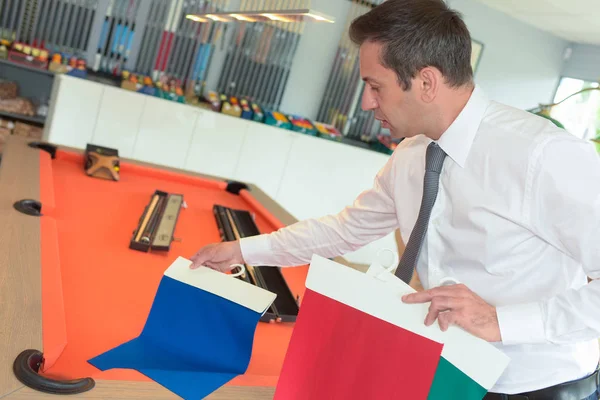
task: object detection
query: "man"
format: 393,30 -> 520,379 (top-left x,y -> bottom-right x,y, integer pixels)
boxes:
190,0 -> 600,398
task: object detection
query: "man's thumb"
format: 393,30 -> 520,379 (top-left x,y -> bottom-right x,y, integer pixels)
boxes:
189,250 -> 208,269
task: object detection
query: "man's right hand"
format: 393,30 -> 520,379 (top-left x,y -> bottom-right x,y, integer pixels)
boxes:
189,241 -> 244,273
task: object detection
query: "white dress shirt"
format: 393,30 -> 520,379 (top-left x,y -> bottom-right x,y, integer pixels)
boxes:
240,85 -> 600,394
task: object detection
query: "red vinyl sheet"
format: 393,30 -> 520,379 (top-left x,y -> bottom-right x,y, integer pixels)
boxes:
274,288 -> 443,400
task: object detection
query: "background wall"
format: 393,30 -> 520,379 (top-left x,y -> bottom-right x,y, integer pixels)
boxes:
561,43 -> 600,83
278,0 -> 353,118
274,0 -> 570,119
442,0 -> 568,110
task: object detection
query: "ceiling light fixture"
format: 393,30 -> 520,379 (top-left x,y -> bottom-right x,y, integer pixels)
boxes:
185,9 -> 335,24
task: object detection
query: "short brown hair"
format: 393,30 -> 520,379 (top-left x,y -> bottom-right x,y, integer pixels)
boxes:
349,0 -> 473,90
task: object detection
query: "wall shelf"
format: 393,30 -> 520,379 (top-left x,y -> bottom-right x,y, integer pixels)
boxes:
0,110 -> 45,126
0,58 -> 54,77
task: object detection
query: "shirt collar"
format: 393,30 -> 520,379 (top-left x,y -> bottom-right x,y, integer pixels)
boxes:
436,84 -> 490,168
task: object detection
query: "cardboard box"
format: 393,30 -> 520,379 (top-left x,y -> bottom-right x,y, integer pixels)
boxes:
0,127 -> 11,144
13,121 -> 42,138
0,117 -> 15,130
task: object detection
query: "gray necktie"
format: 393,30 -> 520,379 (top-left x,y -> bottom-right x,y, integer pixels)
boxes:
395,142 -> 447,284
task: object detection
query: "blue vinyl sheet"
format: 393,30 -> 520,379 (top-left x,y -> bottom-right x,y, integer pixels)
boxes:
89,275 -> 263,399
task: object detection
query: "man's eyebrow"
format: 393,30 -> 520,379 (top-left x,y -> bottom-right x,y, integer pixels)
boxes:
362,76 -> 380,84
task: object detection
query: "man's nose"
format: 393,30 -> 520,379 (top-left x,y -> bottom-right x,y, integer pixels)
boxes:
361,89 -> 377,111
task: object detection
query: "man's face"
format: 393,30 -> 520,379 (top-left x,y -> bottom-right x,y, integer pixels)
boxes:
359,41 -> 423,139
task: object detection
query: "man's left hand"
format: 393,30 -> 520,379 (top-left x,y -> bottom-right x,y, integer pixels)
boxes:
402,284 -> 502,342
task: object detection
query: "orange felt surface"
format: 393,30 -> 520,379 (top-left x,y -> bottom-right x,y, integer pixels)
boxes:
39,150 -> 308,387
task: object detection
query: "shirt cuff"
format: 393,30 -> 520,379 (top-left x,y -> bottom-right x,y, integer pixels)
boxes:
239,234 -> 272,266
496,302 -> 546,345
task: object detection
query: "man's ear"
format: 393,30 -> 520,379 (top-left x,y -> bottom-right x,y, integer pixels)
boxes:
416,67 -> 441,103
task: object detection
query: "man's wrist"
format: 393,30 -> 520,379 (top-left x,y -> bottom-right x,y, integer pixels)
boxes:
238,235 -> 271,265
496,302 -> 546,345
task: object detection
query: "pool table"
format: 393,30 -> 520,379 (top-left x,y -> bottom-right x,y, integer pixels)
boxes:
0,135 -> 310,399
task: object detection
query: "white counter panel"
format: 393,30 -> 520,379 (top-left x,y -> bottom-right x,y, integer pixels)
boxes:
131,97 -> 199,169
183,111 -> 248,179
275,134 -> 395,264
233,123 -> 297,200
42,76 -> 396,264
91,86 -> 146,157
44,75 -> 104,149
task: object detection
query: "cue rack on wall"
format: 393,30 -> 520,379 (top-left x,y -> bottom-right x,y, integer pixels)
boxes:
0,0 -> 309,111
0,0 -> 397,144
316,0 -> 385,141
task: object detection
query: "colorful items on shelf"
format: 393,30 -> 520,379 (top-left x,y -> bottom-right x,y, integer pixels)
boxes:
251,102 -> 264,123
240,98 -> 253,120
7,42 -> 49,70
265,111 -> 292,129
120,71 -> 184,103
220,95 -> 242,117
120,70 -> 140,91
288,114 -> 317,136
370,134 -> 400,155
65,58 -> 87,78
314,122 -> 342,141
0,39 -> 10,59
113,78 -> 389,154
204,91 -> 221,111
137,76 -> 157,96
48,53 -> 87,77
155,76 -> 185,103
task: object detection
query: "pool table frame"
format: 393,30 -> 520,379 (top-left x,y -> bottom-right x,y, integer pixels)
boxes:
0,135 -> 302,399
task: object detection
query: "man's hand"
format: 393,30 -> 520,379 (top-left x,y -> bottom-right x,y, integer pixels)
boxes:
402,284 -> 501,342
189,241 -> 244,273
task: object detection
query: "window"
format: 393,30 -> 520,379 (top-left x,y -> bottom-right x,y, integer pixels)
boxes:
550,77 -> 600,140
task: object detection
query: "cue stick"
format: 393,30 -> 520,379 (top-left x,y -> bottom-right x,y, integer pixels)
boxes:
105,0 -> 127,72
318,0 -> 360,124
336,0 -> 371,132
225,209 -> 280,320
218,0 -> 247,95
78,0 -> 96,56
48,0 -> 61,51
245,0 -> 270,103
0,0 -> 9,41
64,0 -> 79,55
178,0 -> 203,86
268,0 -> 301,108
116,0 -> 139,74
36,0 -> 52,49
217,0 -> 247,95
246,0 -> 276,100
135,194 -> 159,242
326,0 -> 363,126
183,0 -> 208,85
57,0 -> 72,54
138,0 -> 163,75
13,0 -> 27,43
27,0 -> 42,47
170,0 -> 194,80
161,0 -> 183,77
108,0 -> 128,73
195,0 -> 226,93
166,0 -> 187,78
153,0 -> 178,80
236,0 -> 265,98
254,0 -> 287,104
0,1 -> 4,39
142,194 -> 165,242
8,0 -> 19,43
225,209 -> 260,287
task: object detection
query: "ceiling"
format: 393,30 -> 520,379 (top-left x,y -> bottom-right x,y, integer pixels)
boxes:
469,0 -> 600,45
